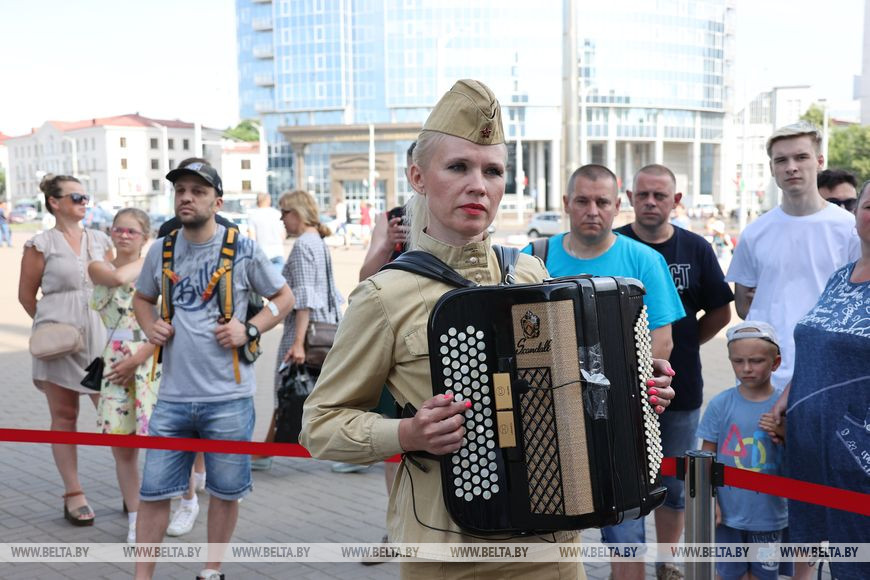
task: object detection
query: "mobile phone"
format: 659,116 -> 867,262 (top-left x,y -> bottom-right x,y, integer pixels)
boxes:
387,206 -> 405,221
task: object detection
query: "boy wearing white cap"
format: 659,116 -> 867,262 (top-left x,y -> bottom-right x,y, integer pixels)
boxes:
696,322 -> 793,580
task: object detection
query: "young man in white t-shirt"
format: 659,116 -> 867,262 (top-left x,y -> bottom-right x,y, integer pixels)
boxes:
726,121 -> 860,390
247,192 -> 286,271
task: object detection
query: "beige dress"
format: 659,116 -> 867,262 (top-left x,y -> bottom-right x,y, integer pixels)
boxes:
26,228 -> 111,393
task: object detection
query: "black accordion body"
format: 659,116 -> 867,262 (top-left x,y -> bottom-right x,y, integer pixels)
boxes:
428,275 -> 666,534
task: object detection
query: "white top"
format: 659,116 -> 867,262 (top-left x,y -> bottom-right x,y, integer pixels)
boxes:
726,204 -> 860,388
247,206 -> 286,261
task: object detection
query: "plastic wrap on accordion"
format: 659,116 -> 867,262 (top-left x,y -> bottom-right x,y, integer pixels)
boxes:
580,343 -> 610,420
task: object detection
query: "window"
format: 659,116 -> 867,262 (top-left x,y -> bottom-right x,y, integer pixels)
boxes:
241,180 -> 252,191
241,159 -> 251,170
151,159 -> 159,170
120,158 -> 128,170
183,138 -> 190,150
150,137 -> 158,149
168,138 -> 175,150
169,159 -> 176,169
120,137 -> 127,148
151,179 -> 160,191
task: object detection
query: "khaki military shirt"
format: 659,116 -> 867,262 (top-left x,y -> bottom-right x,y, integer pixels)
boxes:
301,233 -> 580,546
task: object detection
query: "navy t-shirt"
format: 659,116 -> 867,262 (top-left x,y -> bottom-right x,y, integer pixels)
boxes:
616,224 -> 734,411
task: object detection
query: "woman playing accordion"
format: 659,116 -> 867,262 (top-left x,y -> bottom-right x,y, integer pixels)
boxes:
300,79 -> 676,580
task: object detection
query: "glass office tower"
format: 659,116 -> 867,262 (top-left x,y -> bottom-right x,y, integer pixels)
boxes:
236,0 -> 734,212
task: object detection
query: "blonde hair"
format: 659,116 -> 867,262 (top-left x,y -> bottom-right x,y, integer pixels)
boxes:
766,121 -> 823,157
278,190 -> 330,238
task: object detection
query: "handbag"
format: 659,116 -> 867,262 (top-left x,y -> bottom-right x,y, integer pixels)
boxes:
30,323 -> 85,360
80,300 -> 127,392
303,244 -> 339,368
274,364 -> 317,444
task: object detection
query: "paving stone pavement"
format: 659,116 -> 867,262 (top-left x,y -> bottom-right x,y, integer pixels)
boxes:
0,231 -> 780,579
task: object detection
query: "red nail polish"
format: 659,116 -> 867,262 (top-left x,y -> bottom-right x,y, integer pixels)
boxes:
648,388 -> 658,396
465,401 -> 472,408
650,396 -> 658,404
443,393 -> 453,400
646,379 -> 656,387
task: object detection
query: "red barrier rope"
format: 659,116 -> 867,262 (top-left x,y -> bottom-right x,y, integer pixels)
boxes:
1,429 -> 866,514
661,457 -> 870,517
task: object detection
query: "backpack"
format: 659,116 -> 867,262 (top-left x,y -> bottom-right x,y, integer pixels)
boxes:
529,237 -> 549,264
151,227 -> 261,384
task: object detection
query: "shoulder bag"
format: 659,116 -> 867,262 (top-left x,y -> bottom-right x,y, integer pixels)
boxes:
30,230 -> 93,360
303,243 -> 339,369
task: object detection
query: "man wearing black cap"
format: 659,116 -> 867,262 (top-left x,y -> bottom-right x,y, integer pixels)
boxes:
132,164 -> 294,580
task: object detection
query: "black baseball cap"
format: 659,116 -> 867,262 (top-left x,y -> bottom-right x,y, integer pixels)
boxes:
166,162 -> 223,196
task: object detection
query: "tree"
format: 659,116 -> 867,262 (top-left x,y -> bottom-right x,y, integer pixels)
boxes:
800,103 -> 825,128
827,124 -> 870,179
224,120 -> 260,142
0,169 -> 5,198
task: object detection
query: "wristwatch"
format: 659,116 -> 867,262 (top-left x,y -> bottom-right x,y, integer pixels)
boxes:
245,322 -> 261,342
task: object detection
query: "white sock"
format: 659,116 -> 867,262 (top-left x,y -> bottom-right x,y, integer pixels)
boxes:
193,471 -> 206,488
127,511 -> 137,526
180,496 -> 198,510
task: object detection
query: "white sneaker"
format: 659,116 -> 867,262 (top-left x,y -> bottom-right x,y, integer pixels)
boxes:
126,520 -> 136,544
166,502 -> 199,537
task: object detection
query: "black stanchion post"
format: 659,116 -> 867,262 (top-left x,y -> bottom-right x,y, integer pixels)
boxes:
682,450 -> 720,580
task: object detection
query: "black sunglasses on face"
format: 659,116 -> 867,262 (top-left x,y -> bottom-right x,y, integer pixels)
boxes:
55,193 -> 90,205
826,197 -> 857,213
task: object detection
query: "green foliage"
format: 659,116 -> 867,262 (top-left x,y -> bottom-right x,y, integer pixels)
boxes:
828,124 -> 870,178
800,104 -> 825,128
224,120 -> 260,142
0,169 -> 5,197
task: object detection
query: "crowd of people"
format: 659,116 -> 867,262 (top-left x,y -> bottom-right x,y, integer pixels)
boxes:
14,80 -> 868,580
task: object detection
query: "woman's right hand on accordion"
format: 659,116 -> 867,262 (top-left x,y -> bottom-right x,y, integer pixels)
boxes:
648,358 -> 677,414
398,393 -> 471,455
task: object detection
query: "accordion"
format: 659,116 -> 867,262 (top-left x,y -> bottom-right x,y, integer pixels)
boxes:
428,275 -> 666,534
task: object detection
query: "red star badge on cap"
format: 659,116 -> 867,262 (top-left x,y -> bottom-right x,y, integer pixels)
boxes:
480,125 -> 492,139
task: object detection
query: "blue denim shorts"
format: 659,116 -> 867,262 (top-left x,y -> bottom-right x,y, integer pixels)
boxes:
658,408 -> 700,510
715,525 -> 794,580
140,397 -> 255,501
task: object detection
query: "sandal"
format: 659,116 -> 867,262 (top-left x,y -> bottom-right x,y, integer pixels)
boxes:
63,491 -> 95,527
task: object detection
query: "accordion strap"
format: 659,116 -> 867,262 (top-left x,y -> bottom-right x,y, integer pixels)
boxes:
380,246 -> 519,287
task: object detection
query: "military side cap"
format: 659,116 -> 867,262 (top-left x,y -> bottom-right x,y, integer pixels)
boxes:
423,79 -> 504,145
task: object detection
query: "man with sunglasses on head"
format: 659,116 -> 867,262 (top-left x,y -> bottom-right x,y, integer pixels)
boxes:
817,168 -> 859,213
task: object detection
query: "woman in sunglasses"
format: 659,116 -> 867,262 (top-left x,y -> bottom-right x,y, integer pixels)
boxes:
88,209 -> 158,543
18,174 -> 113,526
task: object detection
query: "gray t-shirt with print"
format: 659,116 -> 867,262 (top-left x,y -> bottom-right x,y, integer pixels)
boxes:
137,225 -> 285,402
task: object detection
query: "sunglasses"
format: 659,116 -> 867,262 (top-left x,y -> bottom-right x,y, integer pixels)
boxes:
827,198 -> 858,213
111,226 -> 144,238
55,193 -> 90,205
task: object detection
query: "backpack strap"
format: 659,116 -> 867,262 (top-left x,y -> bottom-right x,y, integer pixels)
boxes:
380,245 -> 522,287
492,245 -> 519,285
530,237 -> 549,265
151,229 -> 180,380
380,251 -> 476,288
204,227 -> 241,383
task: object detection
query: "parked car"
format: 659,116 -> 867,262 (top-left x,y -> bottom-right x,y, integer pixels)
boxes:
526,211 -> 563,238
221,212 -> 250,237
12,204 -> 38,222
84,206 -> 113,233
9,208 -> 31,224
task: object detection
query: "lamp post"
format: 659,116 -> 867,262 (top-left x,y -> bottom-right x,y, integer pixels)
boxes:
818,98 -> 829,168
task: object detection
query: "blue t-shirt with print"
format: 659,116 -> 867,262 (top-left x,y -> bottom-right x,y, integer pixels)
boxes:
696,387 -> 787,531
522,233 -> 685,330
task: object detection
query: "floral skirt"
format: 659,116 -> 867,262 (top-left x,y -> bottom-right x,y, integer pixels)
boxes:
96,339 -> 161,435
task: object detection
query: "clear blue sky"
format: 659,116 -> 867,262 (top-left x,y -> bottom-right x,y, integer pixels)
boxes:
0,0 -> 864,136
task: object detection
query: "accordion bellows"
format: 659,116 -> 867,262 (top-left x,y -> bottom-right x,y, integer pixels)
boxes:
429,275 -> 666,534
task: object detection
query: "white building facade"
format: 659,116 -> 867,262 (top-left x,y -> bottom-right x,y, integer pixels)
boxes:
3,114 -> 263,214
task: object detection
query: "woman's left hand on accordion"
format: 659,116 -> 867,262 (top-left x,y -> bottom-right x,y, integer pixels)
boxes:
647,358 -> 676,414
